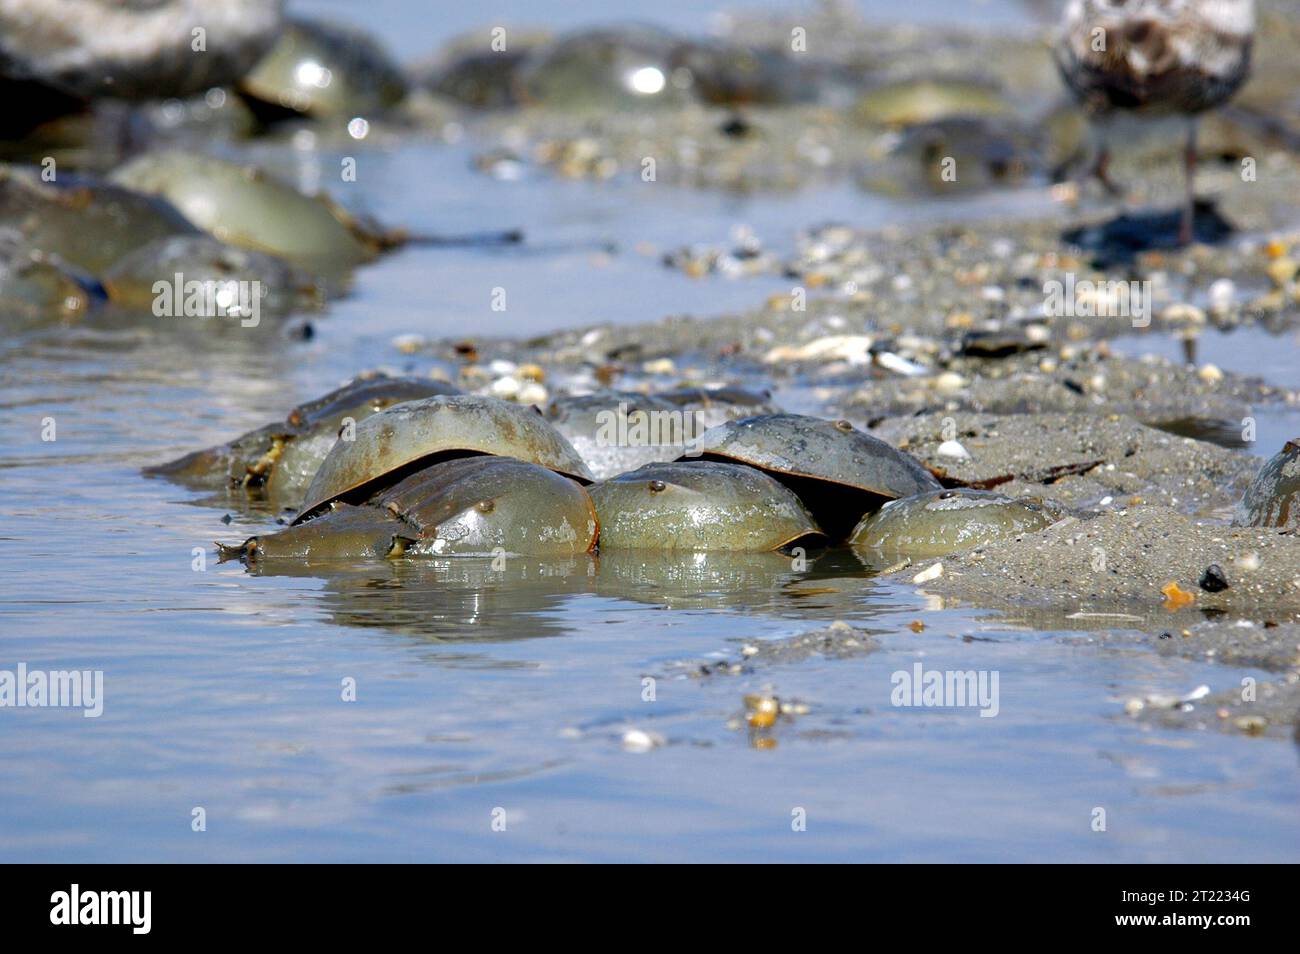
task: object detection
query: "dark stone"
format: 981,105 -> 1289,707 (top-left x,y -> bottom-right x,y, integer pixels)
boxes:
718,115 -> 752,138
1198,563 -> 1230,592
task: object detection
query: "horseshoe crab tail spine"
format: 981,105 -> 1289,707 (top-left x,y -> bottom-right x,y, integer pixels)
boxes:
401,228 -> 525,248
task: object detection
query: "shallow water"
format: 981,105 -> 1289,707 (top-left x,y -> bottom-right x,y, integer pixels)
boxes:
1111,325 -> 1300,453
2,2 -> 1299,862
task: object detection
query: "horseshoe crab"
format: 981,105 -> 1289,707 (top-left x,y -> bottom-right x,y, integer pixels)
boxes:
239,16 -> 407,123
664,40 -> 821,107
102,234 -> 318,320
854,76 -> 1011,128
515,26 -> 694,112
681,414 -> 941,540
1234,439 -> 1300,531
109,150 -> 372,271
656,385 -> 779,430
545,390 -> 691,481
422,39 -> 541,110
147,375 -> 460,506
867,117 -> 1041,194
850,488 -> 1054,559
0,231 -> 99,324
0,164 -> 200,274
590,461 -> 823,552
221,456 -> 597,562
294,393 -> 594,524
0,0 -> 283,102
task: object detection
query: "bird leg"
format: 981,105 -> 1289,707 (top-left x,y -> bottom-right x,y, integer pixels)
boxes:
1092,145 -> 1125,197
1179,119 -> 1199,245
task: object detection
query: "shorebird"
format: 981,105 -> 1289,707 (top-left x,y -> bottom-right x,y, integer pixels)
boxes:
1054,0 -> 1255,244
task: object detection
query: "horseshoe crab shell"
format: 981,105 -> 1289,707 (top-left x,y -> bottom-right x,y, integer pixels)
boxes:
590,460 -> 824,551
850,488 -> 1054,558
109,150 -> 372,271
239,16 -> 407,122
656,385 -> 779,429
1234,439 -> 1300,530
514,26 -> 694,112
0,233 -> 98,324
680,414 -> 941,540
423,40 -> 541,110
0,0 -> 283,102
265,377 -> 463,503
102,234 -> 317,319
294,393 -> 594,523
545,390 -> 689,481
854,76 -> 1011,128
145,375 -> 459,504
0,164 -> 201,274
376,456 -> 596,556
224,456 -> 597,561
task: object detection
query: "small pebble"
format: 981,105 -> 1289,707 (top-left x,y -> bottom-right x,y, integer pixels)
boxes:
937,439 -> 971,460
932,371 -> 967,395
1198,564 -> 1230,593
912,562 -> 944,584
1161,303 -> 1206,325
1235,716 -> 1267,736
1265,258 -> 1297,288
517,382 -> 548,405
744,695 -> 779,730
1207,278 -> 1236,314
391,333 -> 427,354
490,375 -> 521,399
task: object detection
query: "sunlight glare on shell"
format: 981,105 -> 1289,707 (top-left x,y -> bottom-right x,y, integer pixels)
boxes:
627,66 -> 666,95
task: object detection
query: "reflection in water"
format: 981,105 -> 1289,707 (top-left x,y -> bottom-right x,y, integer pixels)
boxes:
593,546 -> 884,616
247,555 -> 599,642
235,545 -> 902,644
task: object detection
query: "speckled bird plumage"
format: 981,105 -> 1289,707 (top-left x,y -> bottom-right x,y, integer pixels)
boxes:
1056,0 -> 1254,117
